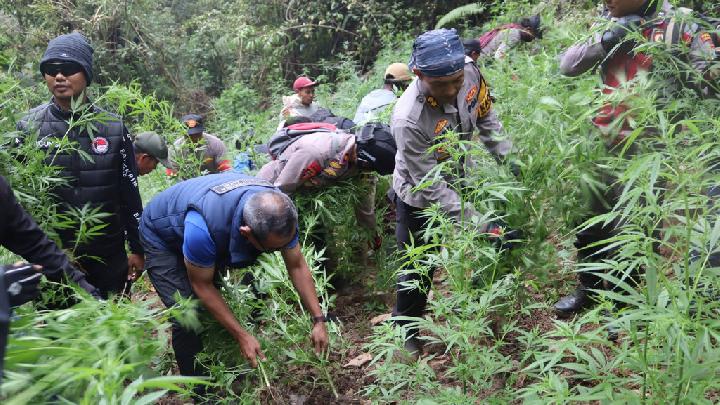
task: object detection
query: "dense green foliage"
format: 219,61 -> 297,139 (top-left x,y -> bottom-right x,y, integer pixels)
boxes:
1,0 -> 720,403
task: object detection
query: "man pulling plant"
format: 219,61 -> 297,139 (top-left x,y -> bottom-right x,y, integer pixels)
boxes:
169,114 -> 231,178
16,32 -> 145,298
391,28 -> 519,355
257,117 -> 397,231
554,0 -> 718,316
463,15 -> 543,61
139,172 -> 329,378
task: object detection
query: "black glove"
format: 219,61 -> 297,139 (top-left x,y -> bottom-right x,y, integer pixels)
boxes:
601,15 -> 643,53
2,263 -> 42,307
485,220 -> 523,251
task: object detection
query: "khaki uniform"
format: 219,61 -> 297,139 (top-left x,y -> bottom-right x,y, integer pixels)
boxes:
559,1 -> 717,113
391,56 -> 511,223
257,131 -> 357,192
482,28 -> 524,60
554,0 -> 716,295
171,133 -> 228,174
257,131 -> 378,229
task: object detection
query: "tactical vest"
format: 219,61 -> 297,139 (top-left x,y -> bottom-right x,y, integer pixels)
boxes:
17,101 -> 129,254
140,173 -> 276,268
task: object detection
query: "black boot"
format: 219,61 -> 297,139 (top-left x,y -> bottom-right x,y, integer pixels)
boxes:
554,285 -> 597,317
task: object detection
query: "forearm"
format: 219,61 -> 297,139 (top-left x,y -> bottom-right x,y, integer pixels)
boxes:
558,38 -> 605,77
193,281 -> 249,339
287,265 -> 323,317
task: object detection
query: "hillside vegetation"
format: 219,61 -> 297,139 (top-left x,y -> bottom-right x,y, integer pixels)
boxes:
1,0 -> 720,403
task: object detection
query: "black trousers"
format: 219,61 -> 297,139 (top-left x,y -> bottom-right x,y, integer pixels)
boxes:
575,169 -> 647,291
142,239 -> 205,378
392,197 -> 432,336
78,251 -> 129,299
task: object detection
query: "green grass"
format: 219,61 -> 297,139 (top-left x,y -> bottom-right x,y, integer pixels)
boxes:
2,0 -> 720,403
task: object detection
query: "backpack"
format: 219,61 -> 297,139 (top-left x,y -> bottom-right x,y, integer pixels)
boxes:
309,108 -> 356,131
356,122 -> 393,145
265,123 -> 337,160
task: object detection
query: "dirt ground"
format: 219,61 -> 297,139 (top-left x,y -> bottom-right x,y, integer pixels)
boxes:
151,254 -> 568,404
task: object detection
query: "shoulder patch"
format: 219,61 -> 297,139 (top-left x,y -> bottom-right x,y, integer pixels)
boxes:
475,77 -> 492,118
465,85 -> 478,103
700,32 -> 713,44
300,161 -> 323,181
211,178 -> 273,194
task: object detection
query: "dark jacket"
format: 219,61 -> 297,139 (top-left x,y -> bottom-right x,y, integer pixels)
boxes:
0,175 -> 98,294
16,99 -> 143,256
140,173 -> 276,269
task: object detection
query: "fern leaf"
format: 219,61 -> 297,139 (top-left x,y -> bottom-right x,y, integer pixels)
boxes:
435,3 -> 486,30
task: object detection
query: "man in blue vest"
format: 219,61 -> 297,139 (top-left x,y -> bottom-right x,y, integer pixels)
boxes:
139,172 -> 329,377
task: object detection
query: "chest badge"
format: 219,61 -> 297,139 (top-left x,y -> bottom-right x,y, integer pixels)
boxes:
92,137 -> 110,154
434,119 -> 448,135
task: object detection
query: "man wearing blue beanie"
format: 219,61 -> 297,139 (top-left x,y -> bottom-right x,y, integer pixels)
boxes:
16,32 -> 145,299
391,28 -> 517,356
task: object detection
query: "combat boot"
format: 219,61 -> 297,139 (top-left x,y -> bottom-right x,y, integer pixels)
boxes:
554,285 -> 597,317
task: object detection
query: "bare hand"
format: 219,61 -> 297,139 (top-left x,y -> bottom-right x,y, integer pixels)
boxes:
127,253 -> 145,281
237,332 -> 266,368
310,322 -> 329,355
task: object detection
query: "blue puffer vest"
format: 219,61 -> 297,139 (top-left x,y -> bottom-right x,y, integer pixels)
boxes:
140,173 -> 277,268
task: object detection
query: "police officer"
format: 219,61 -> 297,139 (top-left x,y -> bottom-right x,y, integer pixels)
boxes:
139,172 -> 329,378
391,28 -> 516,354
16,33 -> 144,298
463,15 -> 542,62
257,117 -> 396,231
133,131 -> 170,176
170,114 -> 231,177
554,0 -> 717,316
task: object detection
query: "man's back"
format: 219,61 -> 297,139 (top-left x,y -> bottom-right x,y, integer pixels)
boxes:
257,130 -> 356,192
353,88 -> 397,124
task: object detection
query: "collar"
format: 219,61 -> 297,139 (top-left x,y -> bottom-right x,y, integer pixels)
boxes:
49,97 -> 94,121
416,81 -> 458,112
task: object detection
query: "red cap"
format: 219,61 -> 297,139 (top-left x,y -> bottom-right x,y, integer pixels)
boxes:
292,76 -> 318,91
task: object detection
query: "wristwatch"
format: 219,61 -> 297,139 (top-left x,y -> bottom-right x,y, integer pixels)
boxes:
312,315 -> 327,325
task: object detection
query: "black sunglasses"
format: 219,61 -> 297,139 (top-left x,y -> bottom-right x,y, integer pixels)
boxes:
42,62 -> 83,77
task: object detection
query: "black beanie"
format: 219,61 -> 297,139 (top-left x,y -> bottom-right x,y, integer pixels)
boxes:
40,32 -> 94,84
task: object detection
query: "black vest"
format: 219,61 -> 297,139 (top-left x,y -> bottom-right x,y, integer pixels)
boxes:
17,100 -> 127,255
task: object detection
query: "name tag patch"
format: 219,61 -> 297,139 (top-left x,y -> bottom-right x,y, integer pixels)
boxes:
211,178 -> 272,194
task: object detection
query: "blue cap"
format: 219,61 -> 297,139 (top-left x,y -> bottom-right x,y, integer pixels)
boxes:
408,29 -> 465,77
